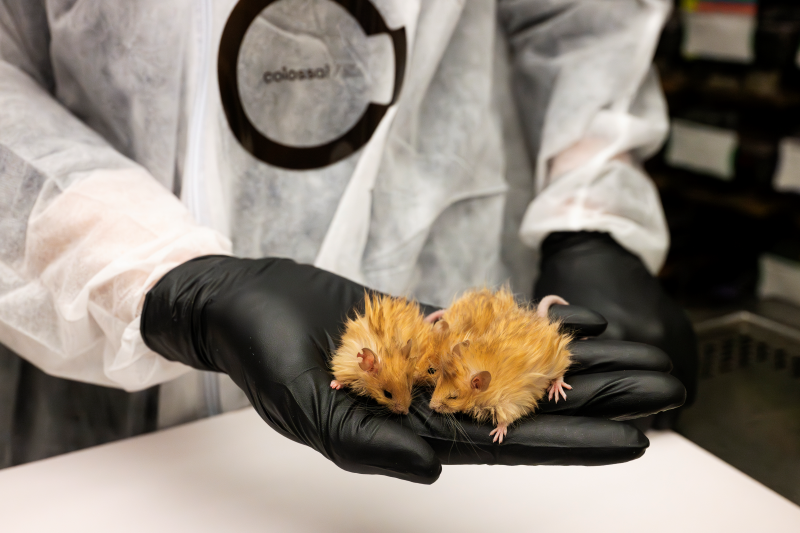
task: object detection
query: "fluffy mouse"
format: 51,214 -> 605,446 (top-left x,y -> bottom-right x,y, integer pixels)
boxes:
330,293 -> 428,414
428,288 -> 573,443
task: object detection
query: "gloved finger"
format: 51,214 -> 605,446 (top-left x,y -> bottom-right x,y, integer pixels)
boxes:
277,368 -> 442,484
407,401 -> 648,466
329,406 -> 443,484
548,304 -> 607,337
535,370 -> 685,420
566,338 -> 673,376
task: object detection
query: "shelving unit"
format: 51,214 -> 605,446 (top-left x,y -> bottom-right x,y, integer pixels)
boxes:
649,0 -> 800,306
649,0 -> 800,505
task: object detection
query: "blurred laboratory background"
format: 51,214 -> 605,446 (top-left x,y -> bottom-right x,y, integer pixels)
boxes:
648,0 -> 800,505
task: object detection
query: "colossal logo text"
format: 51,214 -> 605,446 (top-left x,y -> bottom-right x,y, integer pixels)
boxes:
263,64 -> 330,84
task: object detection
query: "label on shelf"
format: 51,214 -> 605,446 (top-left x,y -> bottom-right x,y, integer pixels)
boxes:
759,254 -> 800,308
774,138 -> 800,193
681,1 -> 757,63
666,119 -> 738,180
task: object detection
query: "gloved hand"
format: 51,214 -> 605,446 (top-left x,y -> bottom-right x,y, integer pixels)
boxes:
534,231 -> 698,409
142,256 -> 685,484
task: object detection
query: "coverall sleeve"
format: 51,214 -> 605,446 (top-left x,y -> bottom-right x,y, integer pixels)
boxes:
0,6 -> 231,391
498,0 -> 671,274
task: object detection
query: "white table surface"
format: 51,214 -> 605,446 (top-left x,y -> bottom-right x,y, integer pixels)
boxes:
1,408 -> 798,533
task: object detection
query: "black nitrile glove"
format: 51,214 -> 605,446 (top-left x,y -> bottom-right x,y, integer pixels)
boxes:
142,256 -> 685,483
535,232 -> 699,408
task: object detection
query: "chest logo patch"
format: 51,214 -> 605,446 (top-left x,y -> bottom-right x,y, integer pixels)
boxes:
219,0 -> 406,170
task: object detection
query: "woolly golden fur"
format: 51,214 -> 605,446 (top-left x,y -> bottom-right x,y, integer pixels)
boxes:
428,288 -> 574,443
330,293 -> 431,414
414,317 -> 455,387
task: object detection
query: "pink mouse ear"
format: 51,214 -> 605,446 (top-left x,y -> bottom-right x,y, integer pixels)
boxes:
433,319 -> 450,335
357,348 -> 378,373
451,340 -> 469,357
471,371 -> 491,392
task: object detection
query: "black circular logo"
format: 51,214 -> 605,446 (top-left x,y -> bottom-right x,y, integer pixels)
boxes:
218,0 -> 407,170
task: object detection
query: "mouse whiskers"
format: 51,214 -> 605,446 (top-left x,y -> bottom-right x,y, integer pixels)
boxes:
447,413 -> 480,457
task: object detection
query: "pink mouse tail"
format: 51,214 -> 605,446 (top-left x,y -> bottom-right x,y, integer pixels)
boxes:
537,295 -> 569,318
424,309 -> 446,324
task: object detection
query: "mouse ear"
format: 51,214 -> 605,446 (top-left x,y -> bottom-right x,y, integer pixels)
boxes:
400,339 -> 413,359
358,348 -> 379,373
433,320 -> 449,335
451,340 -> 469,357
470,371 -> 491,392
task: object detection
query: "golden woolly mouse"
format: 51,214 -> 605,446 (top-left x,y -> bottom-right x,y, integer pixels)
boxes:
330,293 -> 431,414
427,288 -> 573,443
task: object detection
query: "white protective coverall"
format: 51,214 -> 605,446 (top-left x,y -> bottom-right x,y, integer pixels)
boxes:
0,0 -> 670,428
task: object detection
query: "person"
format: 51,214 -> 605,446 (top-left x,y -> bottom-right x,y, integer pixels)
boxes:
0,0 -> 692,482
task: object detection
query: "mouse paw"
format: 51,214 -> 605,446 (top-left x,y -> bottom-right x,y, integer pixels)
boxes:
547,379 -> 572,403
489,423 -> 508,444
330,380 -> 343,390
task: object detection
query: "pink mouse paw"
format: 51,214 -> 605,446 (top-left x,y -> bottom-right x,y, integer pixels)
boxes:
330,380 -> 343,390
547,379 -> 572,403
489,423 -> 508,444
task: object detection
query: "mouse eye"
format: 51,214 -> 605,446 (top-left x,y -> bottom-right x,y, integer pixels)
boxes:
383,390 -> 393,399
427,367 -> 436,375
